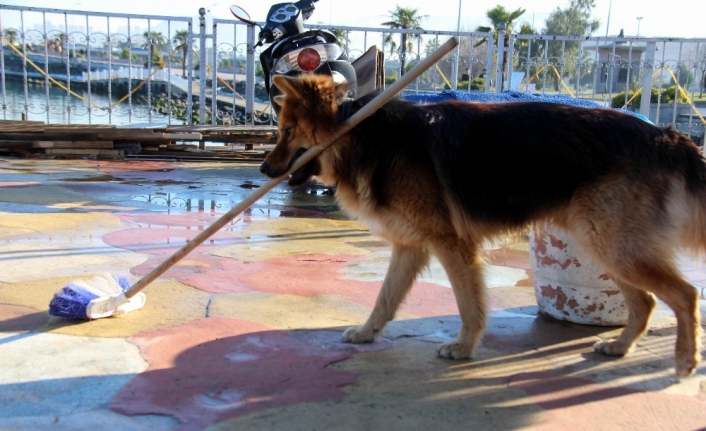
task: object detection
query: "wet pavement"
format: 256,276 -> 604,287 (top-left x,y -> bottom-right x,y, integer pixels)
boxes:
1,156 -> 705,430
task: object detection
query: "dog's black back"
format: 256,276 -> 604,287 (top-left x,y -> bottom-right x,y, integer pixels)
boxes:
339,96 -> 706,228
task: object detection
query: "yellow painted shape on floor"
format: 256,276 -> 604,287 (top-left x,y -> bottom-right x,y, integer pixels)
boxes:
0,184 -> 105,207
212,218 -> 372,261
0,276 -> 210,337
0,211 -> 123,236
0,226 -> 33,239
209,292 -> 398,330
0,240 -> 147,284
0,211 -> 149,283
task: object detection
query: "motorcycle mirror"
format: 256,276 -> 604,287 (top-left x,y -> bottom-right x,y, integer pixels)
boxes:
229,5 -> 254,25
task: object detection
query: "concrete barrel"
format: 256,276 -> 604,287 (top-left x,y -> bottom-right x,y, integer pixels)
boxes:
530,223 -> 628,326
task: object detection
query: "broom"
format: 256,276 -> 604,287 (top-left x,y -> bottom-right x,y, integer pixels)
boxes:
48,37 -> 459,320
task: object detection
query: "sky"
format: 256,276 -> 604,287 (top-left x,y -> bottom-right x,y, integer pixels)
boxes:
3,0 -> 705,39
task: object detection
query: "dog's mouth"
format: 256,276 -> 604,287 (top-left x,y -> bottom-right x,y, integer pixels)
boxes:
287,147 -> 320,187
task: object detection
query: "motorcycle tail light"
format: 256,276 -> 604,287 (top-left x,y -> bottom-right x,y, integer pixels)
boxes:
297,48 -> 321,72
272,43 -> 344,74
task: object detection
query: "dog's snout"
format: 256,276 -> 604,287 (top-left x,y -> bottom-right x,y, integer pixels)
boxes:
259,161 -> 270,175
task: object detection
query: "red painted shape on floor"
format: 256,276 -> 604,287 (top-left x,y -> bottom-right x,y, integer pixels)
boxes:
0,183 -> 36,188
509,371 -> 706,430
111,317 -> 385,430
104,212 -> 468,317
0,304 -> 48,332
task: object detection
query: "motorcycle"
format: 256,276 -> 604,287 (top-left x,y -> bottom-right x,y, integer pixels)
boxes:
230,2 -> 383,116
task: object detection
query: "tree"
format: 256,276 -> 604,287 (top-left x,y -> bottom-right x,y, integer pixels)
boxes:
695,46 -> 706,97
142,31 -> 167,67
381,6 -> 425,76
119,47 -> 139,61
670,66 -> 695,91
173,29 -> 190,77
383,33 -> 397,57
475,5 -> 526,88
542,0 -> 600,91
330,28 -> 349,50
3,29 -> 18,47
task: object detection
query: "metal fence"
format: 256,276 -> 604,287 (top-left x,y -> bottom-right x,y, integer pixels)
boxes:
0,4 -> 194,125
1,4 -> 704,143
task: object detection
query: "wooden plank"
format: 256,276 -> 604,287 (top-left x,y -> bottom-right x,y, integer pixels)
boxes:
121,132 -> 202,141
163,133 -> 202,141
202,134 -> 275,142
0,125 -> 47,133
43,149 -> 123,155
165,125 -> 277,133
0,140 -> 34,147
115,122 -> 169,130
0,119 -> 45,124
32,141 -> 114,149
167,144 -> 199,151
96,131 -> 164,140
0,133 -> 99,141
44,125 -> 117,132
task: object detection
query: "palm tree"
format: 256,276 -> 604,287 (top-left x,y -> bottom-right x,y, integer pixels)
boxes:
382,33 -> 397,56
424,38 -> 439,57
173,29 -> 190,76
475,5 -> 526,88
381,6 -> 425,76
3,29 -> 18,47
142,31 -> 167,67
330,28 -> 349,50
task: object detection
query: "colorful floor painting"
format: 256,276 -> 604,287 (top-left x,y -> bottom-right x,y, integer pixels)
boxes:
1,157 -> 705,430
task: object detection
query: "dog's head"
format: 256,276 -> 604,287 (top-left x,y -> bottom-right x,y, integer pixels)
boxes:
259,74 -> 351,187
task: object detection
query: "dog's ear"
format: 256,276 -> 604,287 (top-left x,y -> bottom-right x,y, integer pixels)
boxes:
274,94 -> 286,106
334,82 -> 354,106
273,75 -> 301,97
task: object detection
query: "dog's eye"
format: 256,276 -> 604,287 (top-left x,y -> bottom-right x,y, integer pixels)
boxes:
283,127 -> 292,140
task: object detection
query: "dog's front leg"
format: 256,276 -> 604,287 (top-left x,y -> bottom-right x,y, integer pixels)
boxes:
434,241 -> 486,360
342,243 -> 429,343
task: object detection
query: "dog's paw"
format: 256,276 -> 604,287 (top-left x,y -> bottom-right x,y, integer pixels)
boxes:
437,342 -> 473,360
342,326 -> 376,344
675,353 -> 699,378
593,340 -> 631,356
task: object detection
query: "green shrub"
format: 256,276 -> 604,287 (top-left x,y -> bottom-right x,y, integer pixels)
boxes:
611,86 -> 688,109
445,78 -> 486,90
385,76 -> 398,86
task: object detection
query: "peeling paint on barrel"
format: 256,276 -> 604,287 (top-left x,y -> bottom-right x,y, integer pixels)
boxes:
530,224 -> 628,326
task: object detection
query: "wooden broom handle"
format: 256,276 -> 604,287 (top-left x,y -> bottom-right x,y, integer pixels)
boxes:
125,37 -> 459,298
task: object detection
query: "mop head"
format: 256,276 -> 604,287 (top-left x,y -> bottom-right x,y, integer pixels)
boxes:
48,274 -> 145,319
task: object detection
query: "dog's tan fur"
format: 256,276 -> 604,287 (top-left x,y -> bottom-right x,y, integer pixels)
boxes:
262,74 -> 704,377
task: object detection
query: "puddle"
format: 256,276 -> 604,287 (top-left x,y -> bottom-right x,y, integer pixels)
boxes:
130,191 -> 341,219
61,175 -> 117,182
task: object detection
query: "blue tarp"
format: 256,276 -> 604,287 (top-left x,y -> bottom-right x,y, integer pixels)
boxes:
403,90 -> 652,124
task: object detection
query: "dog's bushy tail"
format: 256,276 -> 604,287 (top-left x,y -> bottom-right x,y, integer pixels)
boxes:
674,131 -> 706,256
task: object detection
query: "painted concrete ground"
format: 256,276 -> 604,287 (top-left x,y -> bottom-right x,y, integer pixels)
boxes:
1,156 -> 706,431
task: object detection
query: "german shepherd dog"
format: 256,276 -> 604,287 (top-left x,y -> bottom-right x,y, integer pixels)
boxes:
260,74 -> 705,377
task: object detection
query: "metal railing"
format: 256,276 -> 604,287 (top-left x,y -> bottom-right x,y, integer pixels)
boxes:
1,3 -> 704,144
0,4 -> 193,125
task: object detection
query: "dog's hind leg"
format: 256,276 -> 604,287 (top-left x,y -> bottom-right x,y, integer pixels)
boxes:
433,240 -> 486,360
569,177 -> 701,376
611,264 -> 700,377
594,279 -> 657,356
574,233 -> 701,376
342,243 -> 429,344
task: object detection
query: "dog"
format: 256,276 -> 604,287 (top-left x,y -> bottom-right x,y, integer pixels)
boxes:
259,74 -> 704,377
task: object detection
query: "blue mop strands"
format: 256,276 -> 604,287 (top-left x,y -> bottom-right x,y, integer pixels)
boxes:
48,274 -> 132,319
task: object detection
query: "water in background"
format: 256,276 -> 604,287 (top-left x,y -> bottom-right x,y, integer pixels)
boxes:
1,79 -> 180,125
